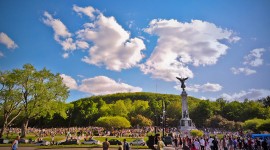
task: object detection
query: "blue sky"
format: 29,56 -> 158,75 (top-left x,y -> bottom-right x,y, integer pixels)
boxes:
1,0 -> 270,102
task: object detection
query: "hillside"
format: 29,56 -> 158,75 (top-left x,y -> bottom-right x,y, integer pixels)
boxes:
74,92 -> 202,104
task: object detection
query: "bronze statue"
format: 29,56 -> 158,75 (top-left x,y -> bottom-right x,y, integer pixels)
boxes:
176,77 -> 188,91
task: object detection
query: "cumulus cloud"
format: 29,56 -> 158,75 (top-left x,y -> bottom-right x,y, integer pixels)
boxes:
73,5 -> 97,19
60,74 -> 142,95
43,12 -> 72,39
141,19 -> 240,81
0,32 -> 18,49
43,11 -> 75,50
175,82 -> 222,92
221,89 -> 270,101
231,48 -> 265,75
60,74 -> 78,90
78,76 -> 142,95
231,67 -> 256,75
243,48 -> 265,67
43,11 -> 89,53
43,5 -> 145,70
77,14 -> 146,71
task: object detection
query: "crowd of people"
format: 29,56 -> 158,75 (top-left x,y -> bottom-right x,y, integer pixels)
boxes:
172,135 -> 270,150
2,126 -> 270,150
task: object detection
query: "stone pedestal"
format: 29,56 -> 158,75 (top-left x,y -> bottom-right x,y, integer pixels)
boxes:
179,90 -> 195,132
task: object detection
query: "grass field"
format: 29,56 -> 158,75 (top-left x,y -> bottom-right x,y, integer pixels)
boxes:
1,133 -> 149,149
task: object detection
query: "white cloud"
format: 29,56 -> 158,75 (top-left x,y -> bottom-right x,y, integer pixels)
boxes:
60,74 -> 78,90
60,74 -> 142,95
0,32 -> 18,49
78,76 -> 142,95
175,82 -> 222,92
62,53 -> 69,58
76,40 -> 89,49
200,96 -> 207,100
200,96 -> 216,101
43,11 -> 76,51
43,11 -> 91,55
243,48 -> 265,67
44,6 -> 146,69
221,89 -> 270,101
61,38 -> 76,50
73,5 -> 97,20
43,11 -> 72,39
77,14 -> 146,71
0,51 -> 4,57
141,19 -> 240,81
231,67 -> 256,75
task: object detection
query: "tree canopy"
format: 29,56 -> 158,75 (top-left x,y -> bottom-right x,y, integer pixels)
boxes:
0,64 -> 70,137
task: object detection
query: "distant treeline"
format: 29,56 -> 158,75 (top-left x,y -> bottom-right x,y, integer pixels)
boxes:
28,92 -> 270,131
2,64 -> 269,138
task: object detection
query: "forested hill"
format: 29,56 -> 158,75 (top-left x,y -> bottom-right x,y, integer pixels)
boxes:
68,92 -> 270,129
74,92 -> 201,104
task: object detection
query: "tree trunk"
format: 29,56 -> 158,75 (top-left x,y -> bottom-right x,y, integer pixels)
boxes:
21,119 -> 29,138
0,124 -> 7,138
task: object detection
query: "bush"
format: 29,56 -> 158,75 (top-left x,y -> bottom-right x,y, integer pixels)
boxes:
95,116 -> 131,129
190,129 -> 204,137
243,118 -> 264,132
257,119 -> 270,132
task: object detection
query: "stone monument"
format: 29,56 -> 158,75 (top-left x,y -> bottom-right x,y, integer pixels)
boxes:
176,77 -> 195,132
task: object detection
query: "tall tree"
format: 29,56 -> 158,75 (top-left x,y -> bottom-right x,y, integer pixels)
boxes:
221,101 -> 243,121
0,71 -> 22,138
166,100 -> 181,127
258,96 -> 270,107
14,64 -> 69,137
79,100 -> 98,126
110,100 -> 129,117
190,100 -> 213,128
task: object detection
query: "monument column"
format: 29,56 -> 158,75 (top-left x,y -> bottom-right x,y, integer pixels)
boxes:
181,90 -> 189,119
176,77 -> 195,132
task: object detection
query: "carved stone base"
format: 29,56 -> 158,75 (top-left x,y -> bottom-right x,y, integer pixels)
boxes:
179,117 -> 195,132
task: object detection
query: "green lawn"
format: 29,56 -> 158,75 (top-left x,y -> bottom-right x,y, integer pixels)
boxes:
1,134 -> 149,149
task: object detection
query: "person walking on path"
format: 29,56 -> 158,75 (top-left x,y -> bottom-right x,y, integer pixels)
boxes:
11,136 -> 20,150
157,136 -> 165,150
103,138 -> 110,150
123,139 -> 129,150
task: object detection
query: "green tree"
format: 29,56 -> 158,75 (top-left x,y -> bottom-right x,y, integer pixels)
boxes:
257,119 -> 270,132
222,101 -> 243,121
78,100 -> 98,126
14,64 -> 69,137
131,114 -> 153,127
190,100 -> 213,127
206,115 -> 227,129
166,100 -> 181,127
258,96 -> 270,107
241,101 -> 266,121
110,100 -> 129,117
95,116 -> 131,129
243,118 -> 264,132
213,98 -> 227,115
0,71 -> 22,138
130,100 -> 149,117
190,129 -> 204,137
99,103 -> 111,117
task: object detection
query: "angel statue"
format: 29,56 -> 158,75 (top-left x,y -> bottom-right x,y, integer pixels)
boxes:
176,77 -> 188,91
